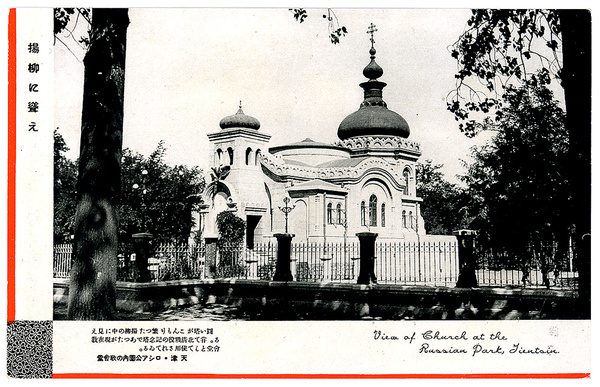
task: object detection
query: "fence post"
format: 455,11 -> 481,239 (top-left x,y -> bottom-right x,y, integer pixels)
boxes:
321,256 -> 332,282
273,233 -> 294,281
453,229 -> 478,288
204,237 -> 218,279
356,232 -> 378,285
290,245 -> 297,281
246,260 -> 258,279
132,233 -> 153,282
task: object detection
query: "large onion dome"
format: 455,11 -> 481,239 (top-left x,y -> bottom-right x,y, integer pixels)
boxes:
219,102 -> 260,130
338,42 -> 410,140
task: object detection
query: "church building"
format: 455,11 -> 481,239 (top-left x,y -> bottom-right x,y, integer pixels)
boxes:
198,26 -> 426,248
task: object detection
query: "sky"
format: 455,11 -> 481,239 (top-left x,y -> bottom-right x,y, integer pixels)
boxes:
54,7 -> 552,183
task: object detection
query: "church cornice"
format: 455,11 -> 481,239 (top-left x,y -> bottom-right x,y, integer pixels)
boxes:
401,196 -> 423,203
339,135 -> 421,156
259,151 -> 406,189
207,128 -> 271,142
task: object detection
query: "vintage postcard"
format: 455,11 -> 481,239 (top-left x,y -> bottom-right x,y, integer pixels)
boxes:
5,5 -> 592,379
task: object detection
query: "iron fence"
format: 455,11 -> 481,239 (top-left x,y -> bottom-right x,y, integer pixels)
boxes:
375,240 -> 459,286
288,240 -> 459,286
474,242 -> 579,289
53,244 -> 72,279
216,242 -> 277,280
153,244 -> 205,281
54,243 -> 205,282
53,236 -> 578,289
116,243 -> 135,281
292,242 -> 359,282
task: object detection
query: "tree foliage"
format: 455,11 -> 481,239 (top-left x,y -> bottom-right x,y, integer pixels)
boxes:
448,9 -> 562,137
215,211 -> 246,274
416,161 -> 469,235
289,8 -> 348,44
54,8 -> 90,36
461,82 -> 570,280
54,129 -> 78,243
54,8 -> 92,57
216,211 -> 246,248
204,165 -> 231,207
119,141 -> 205,244
54,138 -> 206,245
450,9 -> 589,299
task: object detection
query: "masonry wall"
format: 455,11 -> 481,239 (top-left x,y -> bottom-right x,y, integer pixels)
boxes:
53,279 -> 583,320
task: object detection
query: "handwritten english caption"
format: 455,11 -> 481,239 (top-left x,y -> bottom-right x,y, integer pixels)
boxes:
373,329 -> 559,357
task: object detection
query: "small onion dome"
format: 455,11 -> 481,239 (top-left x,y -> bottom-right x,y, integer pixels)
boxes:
363,47 -> 383,80
219,104 -> 260,130
337,45 -> 410,140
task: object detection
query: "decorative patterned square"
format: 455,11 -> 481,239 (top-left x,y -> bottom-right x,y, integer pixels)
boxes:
7,320 -> 52,379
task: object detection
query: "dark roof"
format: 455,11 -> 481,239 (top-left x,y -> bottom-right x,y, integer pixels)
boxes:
288,179 -> 348,194
219,107 -> 260,130
338,105 -> 410,140
316,157 -> 367,168
337,44 -> 410,140
269,138 -> 348,154
282,159 -> 312,167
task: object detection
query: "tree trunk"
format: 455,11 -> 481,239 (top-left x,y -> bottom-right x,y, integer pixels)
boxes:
67,9 -> 129,320
559,9 -> 591,318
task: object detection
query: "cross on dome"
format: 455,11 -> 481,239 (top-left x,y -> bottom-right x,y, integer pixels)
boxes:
367,23 -> 378,49
337,22 -> 411,140
362,23 -> 383,80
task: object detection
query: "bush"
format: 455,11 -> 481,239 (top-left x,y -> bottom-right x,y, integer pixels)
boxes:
216,211 -> 246,271
216,211 -> 246,247
216,264 -> 248,278
158,253 -> 202,281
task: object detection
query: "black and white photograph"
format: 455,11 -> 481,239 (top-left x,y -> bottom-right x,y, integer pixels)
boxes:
6,4 -> 593,378
51,7 -> 590,321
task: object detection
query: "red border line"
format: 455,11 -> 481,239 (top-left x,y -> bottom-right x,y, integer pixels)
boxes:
10,9 -> 591,383
52,373 -> 589,379
7,8 -> 17,323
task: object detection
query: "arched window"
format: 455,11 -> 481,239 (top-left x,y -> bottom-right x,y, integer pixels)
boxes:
336,203 -> 342,225
409,211 -> 414,229
403,168 -> 410,195
245,147 -> 253,165
327,203 -> 333,224
255,149 -> 261,166
381,203 -> 386,227
227,147 -> 234,165
360,201 -> 366,226
215,149 -> 223,165
402,210 -> 407,228
369,195 -> 377,227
